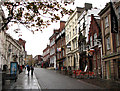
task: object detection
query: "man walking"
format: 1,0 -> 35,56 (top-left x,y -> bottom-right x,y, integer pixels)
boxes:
31,65 -> 34,76
27,65 -> 30,76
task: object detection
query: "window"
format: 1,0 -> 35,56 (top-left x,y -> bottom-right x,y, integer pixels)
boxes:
90,36 -> 92,47
73,29 -> 74,36
83,43 -> 85,50
117,6 -> 120,19
62,50 -> 64,57
69,32 -> 71,38
116,33 -> 119,46
94,33 -> 97,45
75,26 -> 77,34
117,6 -> 120,25
76,40 -> 77,48
106,37 -> 110,50
105,16 -> 109,28
76,54 -> 78,62
60,53 -> 61,58
57,53 -> 59,59
73,41 -> 75,49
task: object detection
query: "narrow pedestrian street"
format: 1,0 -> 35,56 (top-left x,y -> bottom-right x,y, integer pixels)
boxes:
34,68 -> 102,89
1,67 -> 120,91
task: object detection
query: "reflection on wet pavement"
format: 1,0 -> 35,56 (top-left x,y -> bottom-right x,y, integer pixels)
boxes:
6,69 -> 41,90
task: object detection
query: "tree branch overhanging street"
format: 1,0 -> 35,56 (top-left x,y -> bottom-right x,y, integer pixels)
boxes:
1,0 -> 75,33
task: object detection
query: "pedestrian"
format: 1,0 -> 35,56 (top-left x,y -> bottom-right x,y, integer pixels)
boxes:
27,65 -> 30,76
31,65 -> 34,76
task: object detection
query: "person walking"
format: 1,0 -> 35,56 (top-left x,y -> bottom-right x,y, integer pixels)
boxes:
27,65 -> 30,76
31,65 -> 34,76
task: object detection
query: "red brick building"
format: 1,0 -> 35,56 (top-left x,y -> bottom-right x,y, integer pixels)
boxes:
33,55 -> 43,66
55,21 -> 66,70
88,14 -> 102,78
43,45 -> 50,68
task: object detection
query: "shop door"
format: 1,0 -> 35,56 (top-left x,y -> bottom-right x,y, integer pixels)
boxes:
118,61 -> 120,79
89,59 -> 93,71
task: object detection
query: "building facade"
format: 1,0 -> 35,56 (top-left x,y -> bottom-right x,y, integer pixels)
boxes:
26,55 -> 33,66
88,14 -> 102,78
33,55 -> 43,66
49,30 -> 59,69
65,7 -> 85,70
78,4 -> 100,72
43,45 -> 50,68
56,21 -> 66,70
6,33 -> 25,69
99,2 -> 120,80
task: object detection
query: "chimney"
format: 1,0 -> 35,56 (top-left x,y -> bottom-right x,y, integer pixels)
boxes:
85,3 -> 92,10
60,21 -> 66,32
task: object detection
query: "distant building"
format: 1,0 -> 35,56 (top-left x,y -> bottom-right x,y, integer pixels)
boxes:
26,55 -> 33,66
33,55 -> 43,65
43,45 -> 50,68
17,38 -> 26,66
49,30 -> 59,69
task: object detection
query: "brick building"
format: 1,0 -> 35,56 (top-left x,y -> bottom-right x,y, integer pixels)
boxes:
18,38 -> 26,51
49,29 -> 59,69
33,55 -> 43,66
88,14 -> 102,78
56,21 -> 66,70
98,2 -> 120,80
43,45 -> 50,68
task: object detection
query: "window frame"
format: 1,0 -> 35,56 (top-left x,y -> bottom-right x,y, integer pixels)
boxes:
105,16 -> 109,28
106,36 -> 110,50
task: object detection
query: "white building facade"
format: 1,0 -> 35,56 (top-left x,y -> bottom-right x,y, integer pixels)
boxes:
65,7 -> 84,70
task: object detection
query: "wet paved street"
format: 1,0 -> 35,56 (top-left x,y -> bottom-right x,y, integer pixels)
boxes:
2,69 -> 41,90
34,68 -> 103,89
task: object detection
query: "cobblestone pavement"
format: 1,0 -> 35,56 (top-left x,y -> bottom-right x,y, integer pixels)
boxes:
34,68 -> 103,89
2,69 -> 41,90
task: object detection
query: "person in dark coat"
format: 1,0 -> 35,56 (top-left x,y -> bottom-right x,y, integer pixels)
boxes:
30,65 -> 34,76
27,65 -> 30,76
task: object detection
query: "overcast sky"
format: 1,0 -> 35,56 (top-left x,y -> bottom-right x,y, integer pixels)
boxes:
5,0 -> 110,57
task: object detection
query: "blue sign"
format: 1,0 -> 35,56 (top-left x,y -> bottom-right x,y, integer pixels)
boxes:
10,62 -> 18,74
